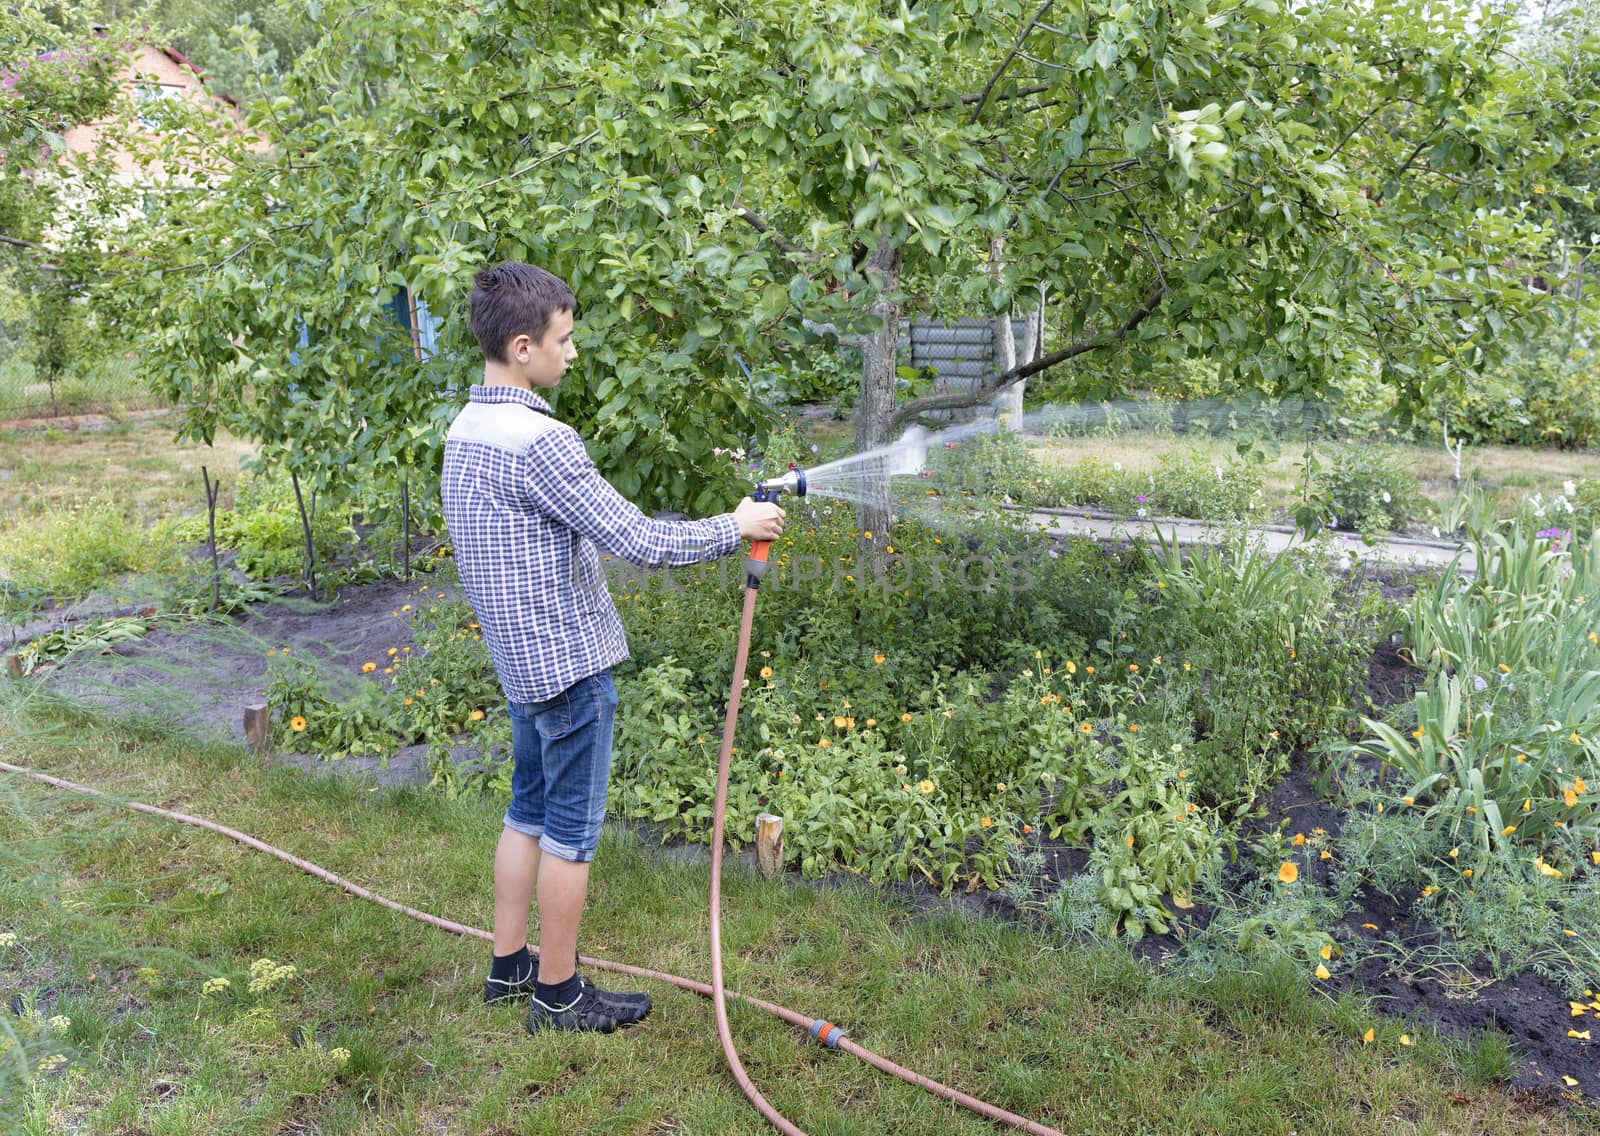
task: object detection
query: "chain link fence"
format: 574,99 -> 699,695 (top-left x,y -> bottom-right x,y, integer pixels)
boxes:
0,350 -> 166,422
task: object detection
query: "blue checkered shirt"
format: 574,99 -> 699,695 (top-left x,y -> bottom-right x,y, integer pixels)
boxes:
441,384 -> 741,704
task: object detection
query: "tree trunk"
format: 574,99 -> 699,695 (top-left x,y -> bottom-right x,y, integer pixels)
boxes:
854,235 -> 902,548
990,238 -> 1022,429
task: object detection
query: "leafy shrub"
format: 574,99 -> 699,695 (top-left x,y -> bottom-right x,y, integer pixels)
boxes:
1306,445 -> 1424,534
159,470 -> 348,582
1445,347 -> 1600,450
1126,533 -> 1387,807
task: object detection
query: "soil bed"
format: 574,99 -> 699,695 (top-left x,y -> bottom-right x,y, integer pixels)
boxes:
9,569 -> 1596,1108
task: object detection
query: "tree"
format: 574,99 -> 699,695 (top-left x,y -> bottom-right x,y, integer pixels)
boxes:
122,0 -> 1599,537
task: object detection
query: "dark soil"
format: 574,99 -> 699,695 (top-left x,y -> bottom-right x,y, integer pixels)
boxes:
11,570 -> 1597,1109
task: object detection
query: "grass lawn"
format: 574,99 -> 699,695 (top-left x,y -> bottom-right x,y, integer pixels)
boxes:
1028,433 -> 1600,523
0,695 -> 1584,1136
0,415 -> 253,524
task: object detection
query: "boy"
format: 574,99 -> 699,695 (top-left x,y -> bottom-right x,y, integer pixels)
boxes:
441,262 -> 784,1035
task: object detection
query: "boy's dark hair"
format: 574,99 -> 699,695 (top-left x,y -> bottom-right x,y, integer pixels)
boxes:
468,262 -> 575,364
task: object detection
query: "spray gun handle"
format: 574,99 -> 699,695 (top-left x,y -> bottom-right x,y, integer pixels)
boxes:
745,485 -> 779,585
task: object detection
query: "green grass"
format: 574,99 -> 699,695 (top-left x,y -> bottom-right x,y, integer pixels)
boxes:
1028,432 -> 1600,525
0,692 -> 1583,1135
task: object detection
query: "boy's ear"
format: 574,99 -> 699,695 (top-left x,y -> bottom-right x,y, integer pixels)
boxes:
508,333 -> 533,362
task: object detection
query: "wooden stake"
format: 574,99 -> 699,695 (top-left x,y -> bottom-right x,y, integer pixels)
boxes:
755,813 -> 784,878
4,654 -> 21,680
243,704 -> 271,752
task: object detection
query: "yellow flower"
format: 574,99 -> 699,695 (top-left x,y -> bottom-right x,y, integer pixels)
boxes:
1080,722 -> 1094,734
1402,797 -> 1414,806
1320,850 -> 1332,860
1291,833 -> 1307,846
1278,862 -> 1299,884
1517,753 -> 1527,764
290,716 -> 307,733
866,718 -> 876,728
1564,929 -> 1578,938
403,698 -> 414,707
387,648 -> 398,657
383,667 -> 393,675
1362,923 -> 1378,931
980,817 -> 993,828
1065,661 -> 1077,674
901,712 -> 912,722
1462,868 -> 1473,878
760,666 -> 773,678
1422,886 -> 1435,897
1590,631 -> 1598,645
362,662 -> 377,673
469,710 -> 485,721
1578,777 -> 1590,794
1128,664 -> 1139,673
834,716 -> 847,729
1503,825 -> 1517,836
1498,663 -> 1510,673
1592,851 -> 1600,866
1448,847 -> 1458,858
873,653 -> 885,665
1085,665 -> 1095,675
1314,964 -> 1330,980
1319,943 -> 1332,960
1565,788 -> 1580,808
1127,724 -> 1138,733
1411,726 -> 1424,739
1569,1029 -> 1591,1040
818,738 -> 831,748
1573,731 -> 1583,745
919,779 -> 934,794
863,531 -> 872,540
1362,1028 -> 1374,1043
1399,1035 -> 1412,1047
943,708 -> 954,718
401,605 -> 411,612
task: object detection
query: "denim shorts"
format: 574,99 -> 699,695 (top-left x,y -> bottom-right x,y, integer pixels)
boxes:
503,670 -> 618,863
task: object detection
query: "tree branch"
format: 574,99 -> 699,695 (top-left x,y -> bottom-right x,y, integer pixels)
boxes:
887,283 -> 1164,430
918,82 -> 1052,114
971,1 -> 1056,124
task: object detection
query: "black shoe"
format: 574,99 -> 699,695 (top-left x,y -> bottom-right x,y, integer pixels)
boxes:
575,974 -> 650,1024
482,968 -> 537,1006
526,980 -> 628,1035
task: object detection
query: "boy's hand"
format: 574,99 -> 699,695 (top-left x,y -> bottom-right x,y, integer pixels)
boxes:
734,497 -> 786,542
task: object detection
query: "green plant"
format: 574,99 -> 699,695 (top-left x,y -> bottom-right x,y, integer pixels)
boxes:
1304,445 -> 1425,535
15,618 -> 151,676
0,498 -> 155,606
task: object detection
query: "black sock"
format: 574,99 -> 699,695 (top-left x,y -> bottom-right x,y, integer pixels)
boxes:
534,971 -> 581,1007
489,945 -> 533,986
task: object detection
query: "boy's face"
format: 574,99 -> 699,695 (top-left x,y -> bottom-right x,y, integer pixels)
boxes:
507,307 -> 576,389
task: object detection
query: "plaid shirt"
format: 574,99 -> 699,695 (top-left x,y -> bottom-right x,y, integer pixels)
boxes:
441,384 -> 740,704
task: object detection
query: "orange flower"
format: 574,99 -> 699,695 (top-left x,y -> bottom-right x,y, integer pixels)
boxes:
759,666 -> 773,678
919,779 -> 934,794
1022,824 -> 1033,834
362,662 -> 377,673
1278,862 -> 1299,884
818,738 -> 831,748
1127,724 -> 1138,734
1565,788 -> 1580,808
834,716 -> 847,729
1314,964 -> 1331,980
901,712 -> 912,722
873,653 -> 885,665
290,716 -> 307,733
1080,722 -> 1094,734
469,710 -> 485,721
1085,665 -> 1095,675
387,648 -> 399,657
980,817 -> 993,828
1291,833 -> 1307,846
865,718 -> 877,728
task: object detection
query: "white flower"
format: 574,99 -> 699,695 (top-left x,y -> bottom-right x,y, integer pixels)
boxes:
0,932 -> 15,949
1381,491 -> 1391,504
1113,462 -> 1123,472
1472,675 -> 1488,692
1565,480 -> 1577,497
47,1015 -> 71,1032
329,1047 -> 351,1067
